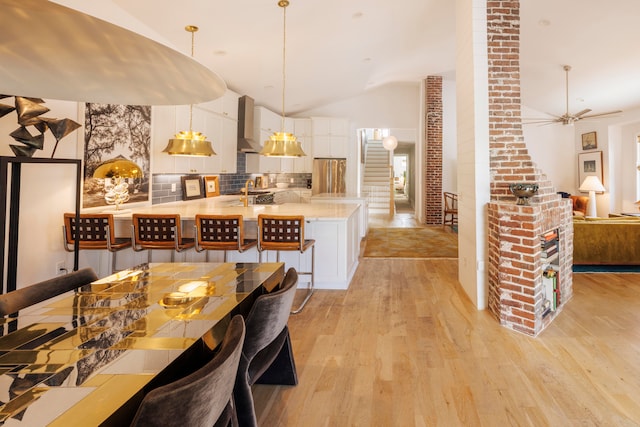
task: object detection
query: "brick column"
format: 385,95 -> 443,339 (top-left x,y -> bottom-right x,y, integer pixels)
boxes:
485,0 -> 573,336
424,76 -> 443,225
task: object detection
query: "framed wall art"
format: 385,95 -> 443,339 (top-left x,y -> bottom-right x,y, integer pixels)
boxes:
82,103 -> 151,208
203,175 -> 220,197
581,131 -> 597,150
578,151 -> 603,188
181,175 -> 204,200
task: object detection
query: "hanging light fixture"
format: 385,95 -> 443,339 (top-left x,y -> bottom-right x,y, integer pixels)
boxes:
260,0 -> 306,158
163,25 -> 216,157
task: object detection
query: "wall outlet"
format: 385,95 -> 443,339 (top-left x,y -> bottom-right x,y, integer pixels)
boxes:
171,183 -> 176,192
56,261 -> 67,276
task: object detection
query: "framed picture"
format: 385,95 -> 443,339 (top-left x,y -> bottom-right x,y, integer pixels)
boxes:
181,175 -> 204,200
578,151 -> 603,188
82,103 -> 151,208
581,131 -> 597,150
203,175 -> 220,197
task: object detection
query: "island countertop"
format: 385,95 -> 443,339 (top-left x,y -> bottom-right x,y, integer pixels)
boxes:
111,199 -> 360,221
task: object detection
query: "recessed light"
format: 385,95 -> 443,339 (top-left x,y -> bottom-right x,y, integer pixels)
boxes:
213,50 -> 227,56
363,57 -> 371,62
352,12 -> 363,19
538,19 -> 551,27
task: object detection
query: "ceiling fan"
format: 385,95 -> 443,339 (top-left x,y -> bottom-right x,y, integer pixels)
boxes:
524,65 -> 622,125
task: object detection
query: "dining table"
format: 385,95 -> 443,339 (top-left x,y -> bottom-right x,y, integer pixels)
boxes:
0,262 -> 285,426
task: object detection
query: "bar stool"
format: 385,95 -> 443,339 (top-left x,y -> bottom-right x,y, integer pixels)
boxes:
131,213 -> 195,262
257,214 -> 314,314
194,214 -> 257,262
62,213 -> 131,274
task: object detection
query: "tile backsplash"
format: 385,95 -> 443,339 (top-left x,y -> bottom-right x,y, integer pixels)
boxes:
152,153 -> 311,204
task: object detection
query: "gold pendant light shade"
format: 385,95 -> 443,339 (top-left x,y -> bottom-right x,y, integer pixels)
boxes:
259,0 -> 306,157
261,132 -> 305,157
163,25 -> 216,157
163,130 -> 215,157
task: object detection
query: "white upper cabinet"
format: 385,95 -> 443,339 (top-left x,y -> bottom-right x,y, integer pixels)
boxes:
151,89 -> 239,174
246,107 -> 292,173
255,106 -> 282,133
311,117 -> 349,158
293,118 -> 313,173
197,89 -> 240,120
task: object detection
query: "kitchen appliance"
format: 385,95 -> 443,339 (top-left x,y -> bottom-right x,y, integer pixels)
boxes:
312,158 -> 346,195
237,95 -> 262,153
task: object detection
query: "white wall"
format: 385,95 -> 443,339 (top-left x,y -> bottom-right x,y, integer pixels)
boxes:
297,82 -> 421,195
0,99 -> 82,288
522,105 -> 575,193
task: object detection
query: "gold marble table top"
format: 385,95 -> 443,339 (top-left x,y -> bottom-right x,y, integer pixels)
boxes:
0,262 -> 284,426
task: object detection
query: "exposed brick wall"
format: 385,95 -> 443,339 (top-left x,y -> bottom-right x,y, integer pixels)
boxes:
485,0 -> 573,336
424,76 -> 443,225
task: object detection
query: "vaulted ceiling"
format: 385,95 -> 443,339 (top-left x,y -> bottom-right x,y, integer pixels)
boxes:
57,0 -> 640,121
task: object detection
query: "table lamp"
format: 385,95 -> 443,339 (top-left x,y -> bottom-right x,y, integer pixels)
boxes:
579,175 -> 605,218
93,156 -> 141,213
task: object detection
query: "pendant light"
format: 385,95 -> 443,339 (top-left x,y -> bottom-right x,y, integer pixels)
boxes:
260,0 -> 306,157
163,25 -> 216,157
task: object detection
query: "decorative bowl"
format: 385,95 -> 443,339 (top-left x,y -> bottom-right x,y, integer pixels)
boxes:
276,183 -> 289,189
509,183 -> 539,205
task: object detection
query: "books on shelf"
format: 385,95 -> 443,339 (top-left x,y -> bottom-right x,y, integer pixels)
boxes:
540,228 -> 559,263
543,267 -> 558,311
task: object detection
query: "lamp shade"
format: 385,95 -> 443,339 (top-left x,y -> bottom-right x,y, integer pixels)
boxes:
579,175 -> 605,192
0,0 -> 226,105
382,135 -> 398,151
260,132 -> 306,157
163,131 -> 215,156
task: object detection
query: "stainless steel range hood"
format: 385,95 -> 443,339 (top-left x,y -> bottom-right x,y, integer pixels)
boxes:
237,95 -> 262,153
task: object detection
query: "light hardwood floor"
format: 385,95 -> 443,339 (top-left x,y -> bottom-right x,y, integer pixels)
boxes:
253,245 -> 640,425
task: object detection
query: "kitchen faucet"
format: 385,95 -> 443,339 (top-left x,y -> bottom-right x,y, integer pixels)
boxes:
241,179 -> 255,207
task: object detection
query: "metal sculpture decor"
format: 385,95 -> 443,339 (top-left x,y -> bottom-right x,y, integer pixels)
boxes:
0,95 -> 81,158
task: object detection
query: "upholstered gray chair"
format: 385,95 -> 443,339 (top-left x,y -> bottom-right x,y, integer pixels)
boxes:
234,267 -> 299,427
130,315 -> 246,427
0,267 -> 98,316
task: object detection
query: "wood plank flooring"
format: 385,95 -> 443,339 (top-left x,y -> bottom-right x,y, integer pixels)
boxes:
253,259 -> 640,426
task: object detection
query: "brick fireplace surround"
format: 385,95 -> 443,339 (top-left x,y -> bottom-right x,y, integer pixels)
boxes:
485,1 -> 573,336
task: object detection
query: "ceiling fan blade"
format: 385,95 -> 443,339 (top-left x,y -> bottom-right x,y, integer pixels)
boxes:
522,118 -> 562,125
573,109 -> 592,118
578,110 -> 622,119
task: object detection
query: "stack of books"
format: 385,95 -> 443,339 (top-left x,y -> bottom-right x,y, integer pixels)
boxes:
541,229 -> 559,262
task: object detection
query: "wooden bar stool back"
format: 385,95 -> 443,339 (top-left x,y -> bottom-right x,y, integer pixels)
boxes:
443,192 -> 458,229
257,214 -> 314,314
62,213 -> 131,273
131,213 -> 194,262
194,214 -> 257,262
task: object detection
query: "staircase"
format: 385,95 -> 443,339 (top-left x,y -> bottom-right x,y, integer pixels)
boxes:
362,140 -> 391,214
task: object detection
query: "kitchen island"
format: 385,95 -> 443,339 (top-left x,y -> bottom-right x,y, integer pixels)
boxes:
99,199 -> 362,290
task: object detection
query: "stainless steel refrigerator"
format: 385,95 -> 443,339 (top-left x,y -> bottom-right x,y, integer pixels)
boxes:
312,158 -> 346,195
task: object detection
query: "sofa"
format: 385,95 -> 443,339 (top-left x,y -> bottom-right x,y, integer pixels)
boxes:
573,216 -> 640,265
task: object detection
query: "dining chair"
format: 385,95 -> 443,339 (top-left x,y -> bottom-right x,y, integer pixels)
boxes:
194,214 -> 257,262
234,267 -> 299,427
443,192 -> 458,229
0,267 -> 97,316
131,213 -> 195,262
130,315 -> 246,427
257,214 -> 314,314
62,213 -> 132,273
